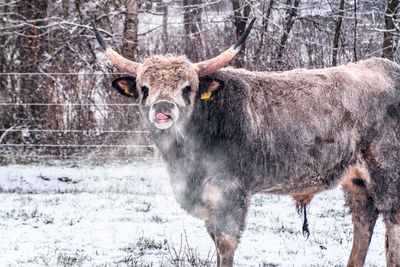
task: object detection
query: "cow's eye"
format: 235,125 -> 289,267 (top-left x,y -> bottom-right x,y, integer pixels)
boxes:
182,86 -> 191,104
141,86 -> 149,103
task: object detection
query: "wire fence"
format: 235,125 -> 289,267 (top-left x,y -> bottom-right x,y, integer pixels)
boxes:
0,129 -> 148,133
0,73 -> 157,164
0,103 -> 139,106
0,73 -> 125,75
0,144 -> 154,148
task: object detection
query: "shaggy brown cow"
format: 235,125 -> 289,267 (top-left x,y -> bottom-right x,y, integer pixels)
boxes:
92,20 -> 400,267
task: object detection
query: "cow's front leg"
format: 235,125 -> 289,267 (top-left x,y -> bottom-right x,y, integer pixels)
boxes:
207,230 -> 238,267
202,178 -> 249,267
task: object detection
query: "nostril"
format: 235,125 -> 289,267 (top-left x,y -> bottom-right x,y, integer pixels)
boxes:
153,101 -> 175,113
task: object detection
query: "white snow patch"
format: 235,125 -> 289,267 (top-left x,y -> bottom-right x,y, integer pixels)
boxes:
0,163 -> 386,266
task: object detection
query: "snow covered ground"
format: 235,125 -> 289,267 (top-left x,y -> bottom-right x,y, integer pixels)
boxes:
0,162 -> 386,266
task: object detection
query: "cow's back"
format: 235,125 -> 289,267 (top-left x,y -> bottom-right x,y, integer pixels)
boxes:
216,58 -> 400,193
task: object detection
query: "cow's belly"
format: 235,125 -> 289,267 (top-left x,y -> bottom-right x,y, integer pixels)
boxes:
255,158 -> 370,197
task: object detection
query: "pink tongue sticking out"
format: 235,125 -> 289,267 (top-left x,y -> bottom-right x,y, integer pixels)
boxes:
156,113 -> 169,121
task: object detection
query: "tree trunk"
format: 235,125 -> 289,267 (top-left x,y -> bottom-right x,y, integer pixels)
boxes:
122,0 -> 139,61
353,0 -> 358,62
264,0 -> 275,32
332,0 -> 345,66
183,0 -> 203,62
260,0 -> 275,44
382,0 -> 399,60
162,2 -> 169,53
0,3 -> 7,93
276,0 -> 300,66
256,0 -> 275,63
17,0 -> 49,122
230,0 -> 251,68
0,3 -> 8,130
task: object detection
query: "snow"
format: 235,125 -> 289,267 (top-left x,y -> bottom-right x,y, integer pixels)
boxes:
0,163 -> 386,266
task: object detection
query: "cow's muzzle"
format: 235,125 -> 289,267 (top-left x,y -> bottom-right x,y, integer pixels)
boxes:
149,100 -> 180,130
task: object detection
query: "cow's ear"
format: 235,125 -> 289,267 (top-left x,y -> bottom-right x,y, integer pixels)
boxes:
198,77 -> 224,101
111,76 -> 138,98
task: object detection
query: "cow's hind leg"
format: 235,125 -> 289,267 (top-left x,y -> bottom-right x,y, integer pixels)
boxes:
383,214 -> 400,266
342,172 -> 379,267
363,121 -> 400,266
202,177 -> 248,267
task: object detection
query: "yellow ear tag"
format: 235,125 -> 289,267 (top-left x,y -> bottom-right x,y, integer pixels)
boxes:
122,85 -> 134,96
201,91 -> 213,100
124,88 -> 133,96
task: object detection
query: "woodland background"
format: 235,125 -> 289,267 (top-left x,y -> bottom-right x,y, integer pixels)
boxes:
0,0 -> 399,164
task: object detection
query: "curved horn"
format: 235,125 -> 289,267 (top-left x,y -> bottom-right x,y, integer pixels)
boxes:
194,18 -> 255,77
91,21 -> 140,76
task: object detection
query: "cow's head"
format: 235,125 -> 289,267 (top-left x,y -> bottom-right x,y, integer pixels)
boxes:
92,19 -> 254,131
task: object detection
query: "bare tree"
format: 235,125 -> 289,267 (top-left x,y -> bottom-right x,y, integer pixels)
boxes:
332,0 -> 345,66
353,0 -> 358,62
382,0 -> 399,60
16,0 -> 49,122
258,0 -> 275,51
122,0 -> 140,60
230,0 -> 251,68
276,0 -> 301,66
0,2 -> 7,93
263,0 -> 275,32
162,1 -> 169,53
183,0 -> 203,62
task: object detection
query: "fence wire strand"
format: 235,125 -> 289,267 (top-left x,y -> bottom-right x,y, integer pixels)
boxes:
0,103 -> 139,106
0,73 -> 125,75
0,144 -> 154,148
1,73 -> 153,161
0,129 -> 149,133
